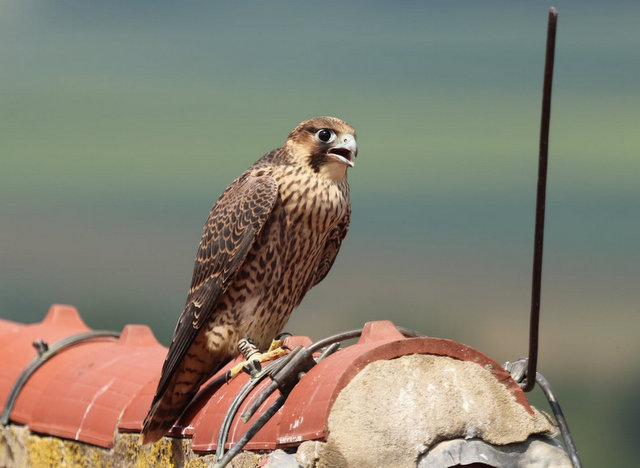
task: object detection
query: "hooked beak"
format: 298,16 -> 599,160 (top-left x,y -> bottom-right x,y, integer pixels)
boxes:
327,134 -> 357,168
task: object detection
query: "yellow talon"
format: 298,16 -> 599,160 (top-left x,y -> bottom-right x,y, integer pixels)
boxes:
227,339 -> 288,379
228,362 -> 248,379
267,338 -> 284,353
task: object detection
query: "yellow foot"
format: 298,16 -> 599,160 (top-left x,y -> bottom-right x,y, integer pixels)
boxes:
267,338 -> 285,353
228,339 -> 288,379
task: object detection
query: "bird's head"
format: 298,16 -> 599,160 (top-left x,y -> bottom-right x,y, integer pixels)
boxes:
285,116 -> 357,181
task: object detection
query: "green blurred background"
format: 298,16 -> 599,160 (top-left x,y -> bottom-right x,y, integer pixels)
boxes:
1,0 -> 638,464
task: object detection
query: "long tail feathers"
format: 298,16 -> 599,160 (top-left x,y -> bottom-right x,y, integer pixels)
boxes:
140,385 -> 198,444
140,351 -> 230,444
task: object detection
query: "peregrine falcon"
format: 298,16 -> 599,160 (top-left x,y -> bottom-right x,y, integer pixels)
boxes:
141,116 -> 357,443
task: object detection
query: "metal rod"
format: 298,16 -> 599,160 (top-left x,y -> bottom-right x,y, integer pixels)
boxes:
1,330 -> 120,425
215,358 -> 283,459
213,394 -> 287,468
306,328 -> 363,354
536,372 -> 582,467
306,326 -> 424,356
524,6 -> 558,393
239,380 -> 278,423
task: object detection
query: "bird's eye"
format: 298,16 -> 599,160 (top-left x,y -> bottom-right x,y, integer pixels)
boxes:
315,129 -> 336,143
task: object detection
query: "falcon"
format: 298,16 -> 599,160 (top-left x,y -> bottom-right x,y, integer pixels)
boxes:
141,116 -> 357,443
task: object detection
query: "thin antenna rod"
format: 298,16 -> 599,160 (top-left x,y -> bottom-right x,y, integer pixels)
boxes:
524,7 -> 558,393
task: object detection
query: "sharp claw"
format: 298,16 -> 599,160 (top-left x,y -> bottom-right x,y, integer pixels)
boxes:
242,359 -> 262,376
267,339 -> 284,353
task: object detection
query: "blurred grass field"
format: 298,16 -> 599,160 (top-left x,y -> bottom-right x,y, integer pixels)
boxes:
1,1 -> 639,465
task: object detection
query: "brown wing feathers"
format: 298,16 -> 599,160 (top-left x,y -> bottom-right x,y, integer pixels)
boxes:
146,175 -> 278,412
